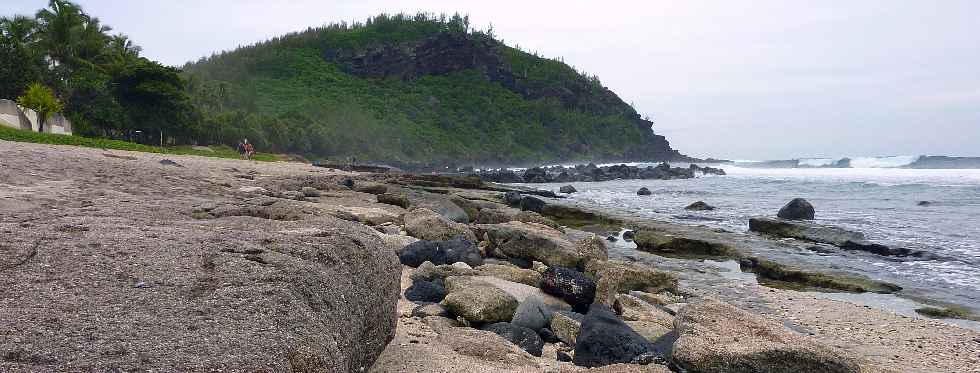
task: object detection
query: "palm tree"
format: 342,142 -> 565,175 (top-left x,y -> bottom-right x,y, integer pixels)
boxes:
35,0 -> 86,89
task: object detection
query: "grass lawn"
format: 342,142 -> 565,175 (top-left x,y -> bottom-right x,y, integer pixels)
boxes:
0,125 -> 279,162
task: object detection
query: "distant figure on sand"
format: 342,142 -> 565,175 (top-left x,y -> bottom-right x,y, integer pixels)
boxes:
237,139 -> 254,160
236,139 -> 247,159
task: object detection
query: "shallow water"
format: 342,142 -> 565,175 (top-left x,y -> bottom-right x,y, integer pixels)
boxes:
520,166 -> 980,313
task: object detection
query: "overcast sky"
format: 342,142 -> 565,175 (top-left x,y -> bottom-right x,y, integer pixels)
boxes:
6,0 -> 979,159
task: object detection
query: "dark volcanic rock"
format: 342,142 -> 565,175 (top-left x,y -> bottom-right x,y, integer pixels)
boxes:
477,162 -> 723,184
503,191 -> 523,206
622,230 -> 636,241
338,177 -> 355,189
404,280 -> 447,303
573,304 -> 656,368
398,237 -> 484,267
637,187 -> 652,196
482,322 -> 545,357
685,201 -> 715,211
519,195 -> 546,213
541,267 -> 597,312
560,185 -> 577,194
777,198 -> 815,220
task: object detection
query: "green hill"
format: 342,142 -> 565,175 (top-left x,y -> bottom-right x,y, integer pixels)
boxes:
182,13 -> 686,166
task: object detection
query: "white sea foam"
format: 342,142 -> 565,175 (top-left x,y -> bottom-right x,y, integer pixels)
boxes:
799,158 -> 837,167
848,155 -> 922,168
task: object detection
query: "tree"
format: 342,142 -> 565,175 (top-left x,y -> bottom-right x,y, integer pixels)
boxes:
17,83 -> 64,133
112,59 -> 195,145
0,16 -> 44,98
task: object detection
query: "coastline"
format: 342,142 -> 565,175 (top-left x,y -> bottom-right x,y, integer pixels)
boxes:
2,140 -> 977,372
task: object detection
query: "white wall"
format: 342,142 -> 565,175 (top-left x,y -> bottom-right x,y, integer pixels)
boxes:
0,98 -> 72,135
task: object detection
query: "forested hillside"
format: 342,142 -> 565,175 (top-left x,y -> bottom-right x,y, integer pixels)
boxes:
183,13 -> 686,165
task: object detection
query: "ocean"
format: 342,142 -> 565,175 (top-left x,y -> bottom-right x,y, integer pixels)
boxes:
518,161 -> 980,314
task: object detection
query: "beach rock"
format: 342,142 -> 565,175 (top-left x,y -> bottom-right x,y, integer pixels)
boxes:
279,190 -> 306,201
523,167 -> 549,182
672,298 -> 865,373
615,294 -> 674,328
301,186 -> 321,197
377,192 -> 411,208
748,217 -> 865,246
159,159 -> 181,167
476,221 -> 582,268
587,261 -> 678,306
519,195 -> 546,213
511,296 -> 556,331
404,280 -> 447,303
476,264 -> 542,287
622,230 -> 635,240
541,267 -> 597,312
446,276 -> 571,312
403,208 -> 477,242
352,181 -> 388,195
633,230 -> 737,258
329,206 -> 401,225
685,201 -> 715,211
238,186 -> 273,196
435,327 -> 538,366
503,191 -> 523,206
916,200 -> 932,206
539,327 -> 559,343
412,303 -> 450,318
573,304 -> 656,368
398,237 -> 483,268
637,187 -> 652,196
443,283 -> 519,324
338,177 -> 355,189
551,310 -> 585,345
481,322 -> 545,357
777,198 -> 815,220
407,194 -> 471,223
566,364 -> 672,373
532,261 -> 548,273
410,261 -> 478,281
474,208 -> 560,229
560,185 -> 578,194
575,234 -> 609,263
625,320 -> 673,345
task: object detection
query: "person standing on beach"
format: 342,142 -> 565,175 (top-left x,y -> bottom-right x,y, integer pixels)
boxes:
236,139 -> 247,160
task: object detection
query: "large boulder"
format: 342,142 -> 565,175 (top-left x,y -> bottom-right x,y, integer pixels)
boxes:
573,304 -> 656,368
560,185 -> 578,194
575,234 -> 609,263
503,191 -> 523,206
637,187 -> 652,196
541,267 -> 597,312
586,260 -> 678,305
442,283 -> 519,324
398,237 -> 483,268
476,264 -> 542,287
481,322 -> 545,357
777,198 -> 815,220
407,195 -> 470,223
519,195 -> 546,213
476,221 -> 582,268
685,201 -> 715,211
410,261 -> 478,282
550,310 -> 585,345
376,192 -> 410,209
474,208 -> 561,230
404,280 -> 447,303
748,217 -> 864,246
403,208 -> 477,242
633,230 -> 738,258
672,298 -> 865,373
511,296 -> 554,331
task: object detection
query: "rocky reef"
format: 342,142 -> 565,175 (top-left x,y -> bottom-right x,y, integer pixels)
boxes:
477,162 -> 726,184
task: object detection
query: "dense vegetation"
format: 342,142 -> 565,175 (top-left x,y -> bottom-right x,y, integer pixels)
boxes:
0,0 -> 194,145
3,2 -> 684,165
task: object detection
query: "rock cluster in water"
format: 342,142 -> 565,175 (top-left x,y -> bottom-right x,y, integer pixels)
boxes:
477,162 -> 726,183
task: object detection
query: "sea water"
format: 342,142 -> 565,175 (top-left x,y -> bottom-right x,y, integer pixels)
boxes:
521,165 -> 980,312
